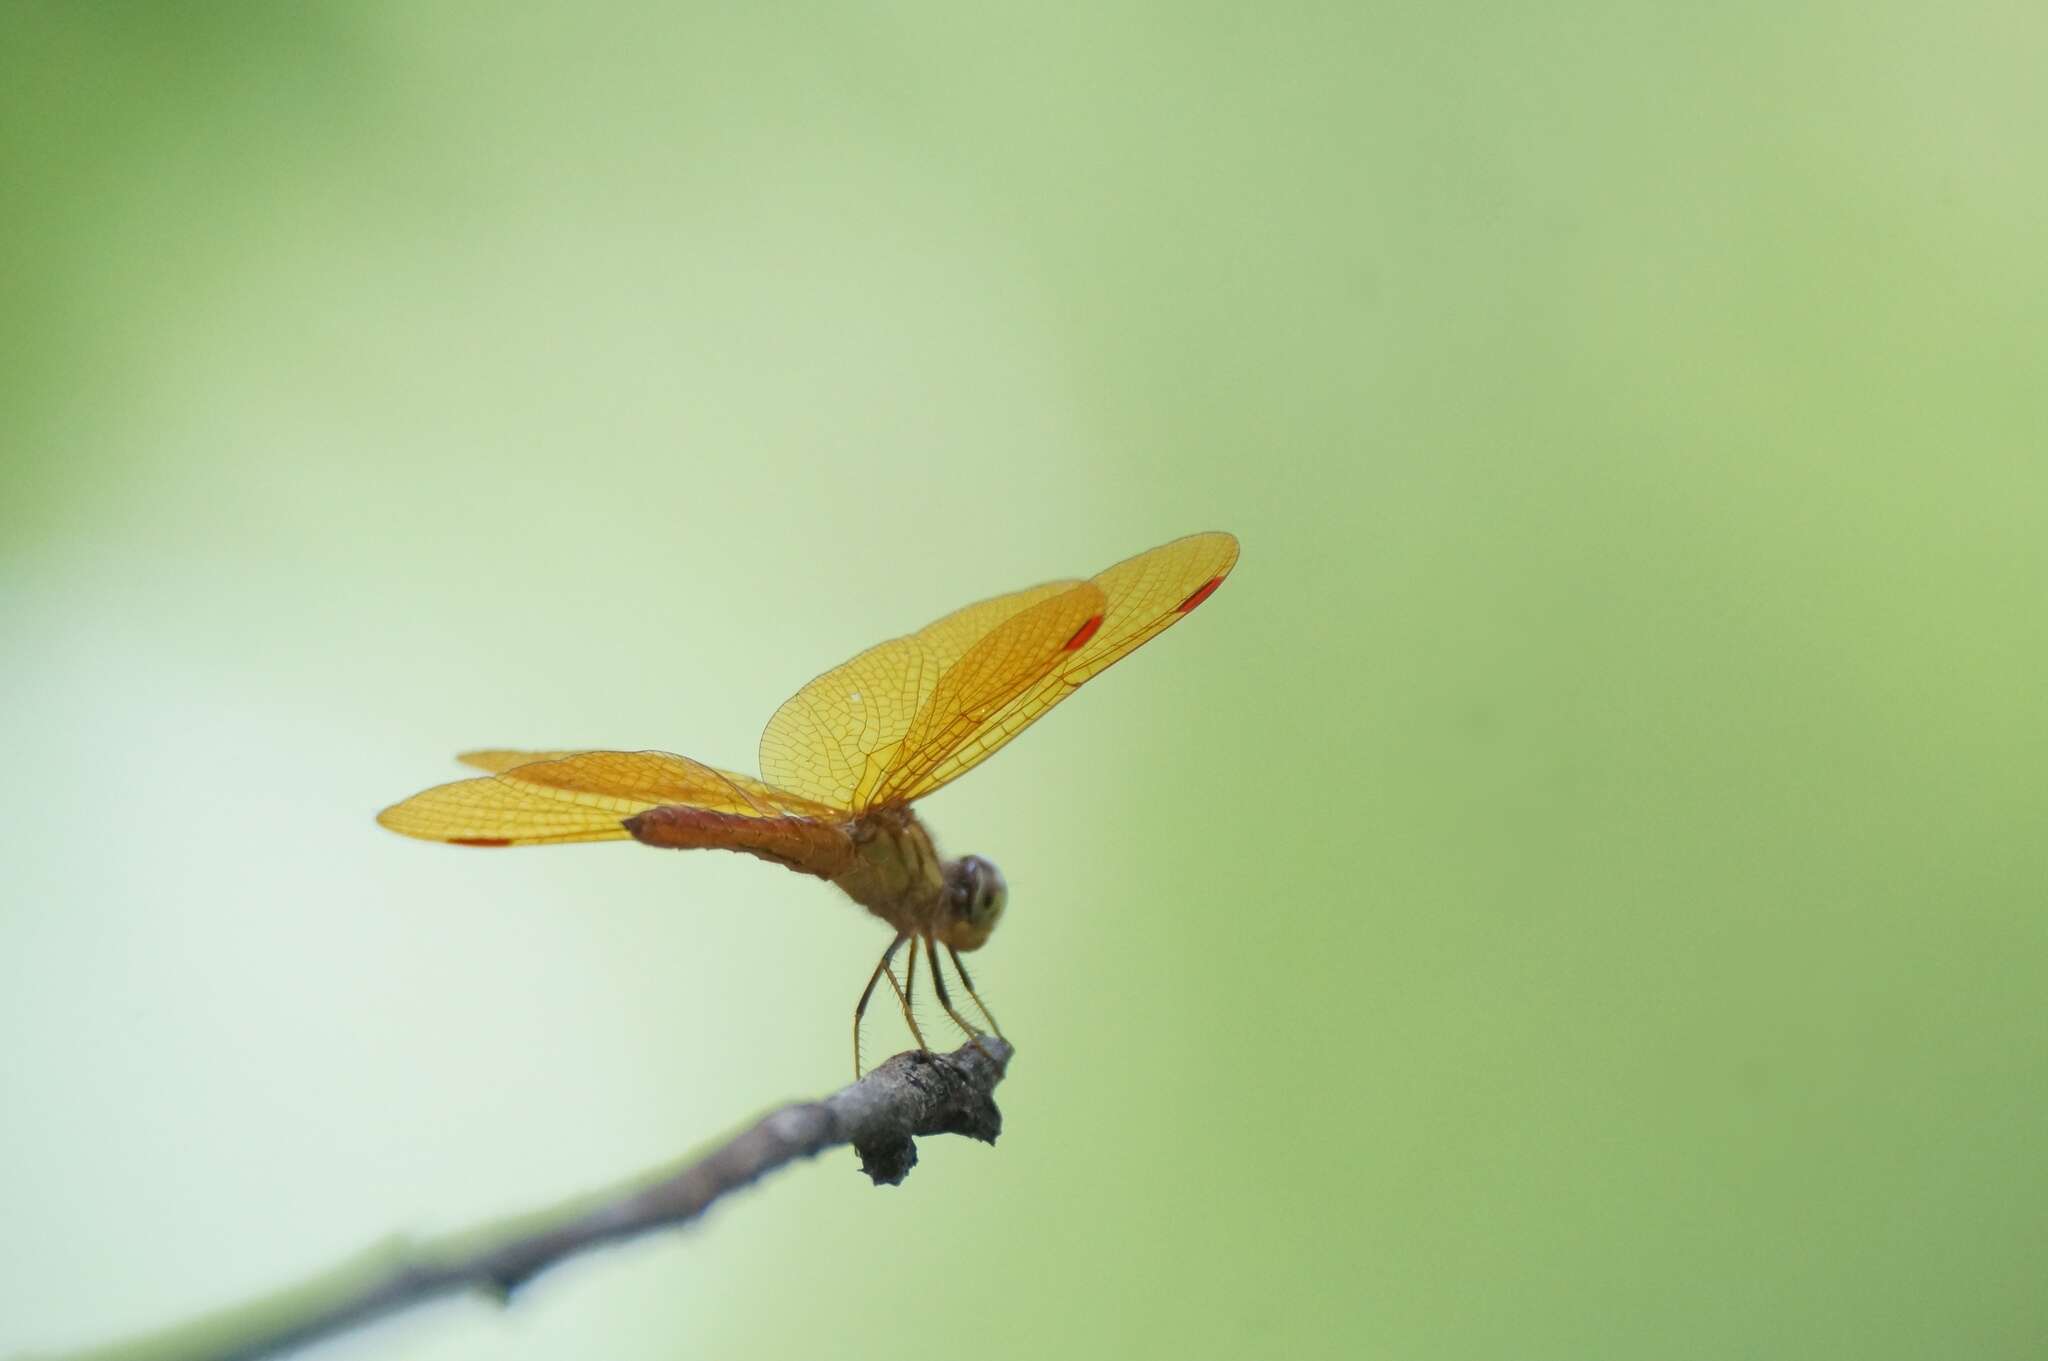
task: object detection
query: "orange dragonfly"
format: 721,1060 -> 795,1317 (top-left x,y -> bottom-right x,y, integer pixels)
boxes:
379,531 -> 1238,1073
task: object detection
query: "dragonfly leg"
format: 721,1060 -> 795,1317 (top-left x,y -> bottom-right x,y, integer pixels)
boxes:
946,943 -> 1004,1039
882,933 -> 931,1056
853,932 -> 909,1077
928,934 -> 994,1061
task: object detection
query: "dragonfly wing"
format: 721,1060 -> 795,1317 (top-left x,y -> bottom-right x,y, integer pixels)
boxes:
379,750 -> 834,846
757,579 -> 1091,811
457,749 -> 583,773
870,531 -> 1239,806
376,775 -> 638,846
455,748 -> 833,814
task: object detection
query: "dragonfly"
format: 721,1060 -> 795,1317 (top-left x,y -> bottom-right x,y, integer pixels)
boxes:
378,531 -> 1238,1073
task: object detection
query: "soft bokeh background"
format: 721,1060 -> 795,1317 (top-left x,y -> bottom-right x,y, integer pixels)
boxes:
4,4 -> 2044,1359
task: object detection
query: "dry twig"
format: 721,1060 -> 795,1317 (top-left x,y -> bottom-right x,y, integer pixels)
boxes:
36,1039 -> 1012,1361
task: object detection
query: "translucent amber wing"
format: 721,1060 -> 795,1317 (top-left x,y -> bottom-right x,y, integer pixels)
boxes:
861,584 -> 1107,809
453,748 -> 833,814
1048,529 -> 1238,684
757,579 -> 1088,811
377,772 -> 638,846
499,750 -> 837,815
458,750 -> 582,773
873,531 -> 1239,805
378,750 -> 833,846
912,580 -> 1086,659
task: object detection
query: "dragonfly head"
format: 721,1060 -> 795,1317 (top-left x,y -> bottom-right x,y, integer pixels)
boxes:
941,854 -> 1007,951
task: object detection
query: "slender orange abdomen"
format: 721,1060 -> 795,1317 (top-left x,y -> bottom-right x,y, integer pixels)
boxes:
623,807 -> 857,880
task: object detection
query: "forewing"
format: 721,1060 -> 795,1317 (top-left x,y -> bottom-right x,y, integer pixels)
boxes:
859,583 -> 1107,810
458,750 -> 582,773
379,750 -> 832,846
757,579 -> 1086,811
872,531 -> 1239,804
454,748 -> 831,813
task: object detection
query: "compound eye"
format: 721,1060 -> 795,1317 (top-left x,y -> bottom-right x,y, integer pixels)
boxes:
946,856 -> 1006,937
971,859 -> 1007,921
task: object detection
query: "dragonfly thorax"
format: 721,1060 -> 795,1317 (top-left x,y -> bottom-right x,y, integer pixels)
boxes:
832,807 -> 1005,950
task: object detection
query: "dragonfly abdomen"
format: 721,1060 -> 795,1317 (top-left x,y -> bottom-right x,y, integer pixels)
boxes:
623,806 -> 856,880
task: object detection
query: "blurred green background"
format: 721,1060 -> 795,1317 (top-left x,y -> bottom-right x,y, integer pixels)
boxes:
4,3 -> 2044,1359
